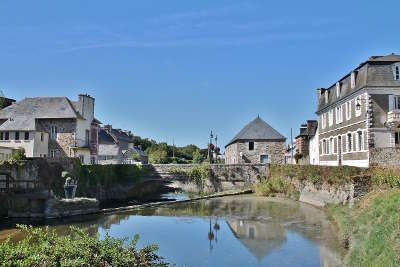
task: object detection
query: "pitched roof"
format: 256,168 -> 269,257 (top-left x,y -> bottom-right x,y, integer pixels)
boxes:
0,97 -> 83,120
0,117 -> 36,131
226,116 -> 286,147
98,127 -> 134,145
367,53 -> 400,62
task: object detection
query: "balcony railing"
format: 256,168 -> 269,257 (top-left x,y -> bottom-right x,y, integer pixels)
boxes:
387,109 -> 400,127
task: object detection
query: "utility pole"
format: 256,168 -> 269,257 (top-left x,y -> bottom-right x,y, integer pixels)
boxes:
215,135 -> 218,163
208,130 -> 213,163
291,128 -> 294,164
172,138 -> 175,158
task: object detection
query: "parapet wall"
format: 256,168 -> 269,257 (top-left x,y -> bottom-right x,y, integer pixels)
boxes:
370,148 -> 400,167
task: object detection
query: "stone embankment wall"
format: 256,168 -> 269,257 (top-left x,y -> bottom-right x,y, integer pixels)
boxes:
147,164 -> 268,193
370,148 -> 400,167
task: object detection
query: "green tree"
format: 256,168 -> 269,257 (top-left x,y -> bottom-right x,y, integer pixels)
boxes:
192,149 -> 205,164
149,148 -> 169,164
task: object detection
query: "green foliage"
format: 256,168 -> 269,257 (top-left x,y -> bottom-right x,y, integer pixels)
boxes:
269,164 -> 362,185
72,162 -> 150,198
148,148 -> 169,164
9,148 -> 26,163
369,167 -> 400,189
253,177 -> 299,199
168,164 -> 212,192
327,190 -> 400,266
192,149 -> 205,164
0,225 -> 167,266
294,153 -> 303,164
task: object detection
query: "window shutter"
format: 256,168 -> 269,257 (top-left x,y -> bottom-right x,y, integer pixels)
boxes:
392,65 -> 397,80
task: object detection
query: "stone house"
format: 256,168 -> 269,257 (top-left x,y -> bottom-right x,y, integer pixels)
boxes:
295,120 -> 318,156
316,53 -> 400,167
225,116 -> 286,164
98,125 -> 147,164
0,94 -> 101,164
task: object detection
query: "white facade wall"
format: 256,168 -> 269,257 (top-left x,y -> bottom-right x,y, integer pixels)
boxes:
309,132 -> 319,165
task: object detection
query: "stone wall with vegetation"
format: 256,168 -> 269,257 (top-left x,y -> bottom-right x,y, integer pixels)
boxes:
153,163 -> 268,194
370,147 -> 400,167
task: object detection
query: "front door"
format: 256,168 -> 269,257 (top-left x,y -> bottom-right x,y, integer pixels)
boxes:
338,136 -> 342,166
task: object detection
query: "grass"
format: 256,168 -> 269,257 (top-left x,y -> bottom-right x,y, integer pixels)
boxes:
253,177 -> 299,199
327,189 -> 400,267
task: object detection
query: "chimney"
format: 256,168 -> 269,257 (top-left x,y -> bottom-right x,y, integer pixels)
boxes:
104,124 -> 112,133
78,94 -> 95,120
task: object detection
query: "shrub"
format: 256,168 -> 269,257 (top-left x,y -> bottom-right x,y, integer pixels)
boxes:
369,167 -> 400,189
254,177 -> 299,199
0,225 -> 167,266
9,148 -> 26,163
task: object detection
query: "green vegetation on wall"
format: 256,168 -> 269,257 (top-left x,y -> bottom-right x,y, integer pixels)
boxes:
72,160 -> 151,197
0,225 -> 167,266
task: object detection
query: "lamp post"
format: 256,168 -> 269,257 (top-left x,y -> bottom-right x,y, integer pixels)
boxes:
208,130 -> 214,163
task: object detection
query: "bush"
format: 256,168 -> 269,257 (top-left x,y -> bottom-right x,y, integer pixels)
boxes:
9,148 -> 26,163
148,148 -> 169,164
0,225 -> 167,266
253,177 -> 299,199
369,167 -> 400,189
192,149 -> 205,164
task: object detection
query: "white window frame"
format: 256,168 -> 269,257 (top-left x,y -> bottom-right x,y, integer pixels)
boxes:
351,72 -> 356,89
328,110 -> 334,127
356,130 -> 363,151
325,91 -> 329,104
50,149 -> 56,158
50,126 -> 57,140
394,96 -> 400,110
355,96 -> 362,117
393,63 -> 400,80
347,132 -> 352,152
346,101 -> 352,120
336,105 -> 343,124
321,113 -> 326,129
336,82 -> 341,97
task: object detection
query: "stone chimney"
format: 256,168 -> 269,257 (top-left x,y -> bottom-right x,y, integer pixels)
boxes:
104,124 -> 112,133
78,94 -> 95,120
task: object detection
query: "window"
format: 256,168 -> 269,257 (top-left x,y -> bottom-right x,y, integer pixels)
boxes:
15,132 -> 19,140
322,139 -> 327,154
351,72 -> 356,89
395,132 -> 400,146
346,101 -> 352,120
249,142 -> 254,151
90,157 -> 96,165
0,132 -> 3,140
336,105 -> 343,124
50,150 -> 57,158
41,133 -> 44,142
336,82 -> 341,97
324,90 -> 329,104
347,133 -> 352,152
330,138 -> 334,154
321,113 -> 327,129
396,66 -> 400,80
394,96 -> 400,110
24,132 -> 29,140
355,96 -> 362,117
357,131 -> 363,151
79,155 -> 85,163
5,132 -> 9,140
328,110 -> 334,126
260,155 -> 269,164
85,130 -> 90,146
50,126 -> 57,140
334,137 -> 338,154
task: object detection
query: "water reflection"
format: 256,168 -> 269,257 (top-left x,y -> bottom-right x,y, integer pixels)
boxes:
0,196 -> 344,267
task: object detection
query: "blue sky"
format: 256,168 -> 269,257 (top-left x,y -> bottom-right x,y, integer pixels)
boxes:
1,1 -> 399,149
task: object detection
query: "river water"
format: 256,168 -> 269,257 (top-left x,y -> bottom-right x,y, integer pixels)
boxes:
0,195 -> 344,267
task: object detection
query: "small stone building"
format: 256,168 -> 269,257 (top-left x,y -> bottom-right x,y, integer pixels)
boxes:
225,116 -> 286,164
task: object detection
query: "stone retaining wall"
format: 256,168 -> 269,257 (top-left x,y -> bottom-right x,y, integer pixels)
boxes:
370,148 -> 400,167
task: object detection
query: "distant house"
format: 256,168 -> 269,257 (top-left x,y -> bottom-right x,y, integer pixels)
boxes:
0,146 -> 17,161
295,120 -> 318,156
225,116 -> 286,164
98,125 -> 147,164
0,94 -> 101,164
309,128 -> 319,165
284,142 -> 297,164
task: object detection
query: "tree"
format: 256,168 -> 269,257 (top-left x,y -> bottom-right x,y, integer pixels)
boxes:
192,149 -> 205,164
148,148 -> 168,164
9,148 -> 26,162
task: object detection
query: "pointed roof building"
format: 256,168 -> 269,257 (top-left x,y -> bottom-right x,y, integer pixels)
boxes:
226,116 -> 286,148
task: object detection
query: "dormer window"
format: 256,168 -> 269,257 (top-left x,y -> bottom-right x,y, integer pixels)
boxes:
393,64 -> 400,80
336,82 -> 341,97
351,72 -> 356,89
324,90 -> 329,104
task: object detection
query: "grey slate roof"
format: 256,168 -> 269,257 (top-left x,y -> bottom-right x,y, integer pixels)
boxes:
0,97 -> 83,120
0,117 -> 36,131
226,116 -> 286,147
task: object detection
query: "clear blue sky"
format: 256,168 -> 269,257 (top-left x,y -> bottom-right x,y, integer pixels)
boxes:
1,1 -> 399,149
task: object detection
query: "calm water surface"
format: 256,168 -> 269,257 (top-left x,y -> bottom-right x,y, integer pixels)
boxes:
0,195 -> 344,267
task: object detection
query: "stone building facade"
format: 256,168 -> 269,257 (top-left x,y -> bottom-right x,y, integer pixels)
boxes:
316,53 -> 400,167
0,94 -> 101,164
225,116 -> 286,164
295,120 -> 318,156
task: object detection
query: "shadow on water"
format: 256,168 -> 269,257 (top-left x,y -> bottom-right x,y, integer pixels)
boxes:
0,195 -> 344,267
